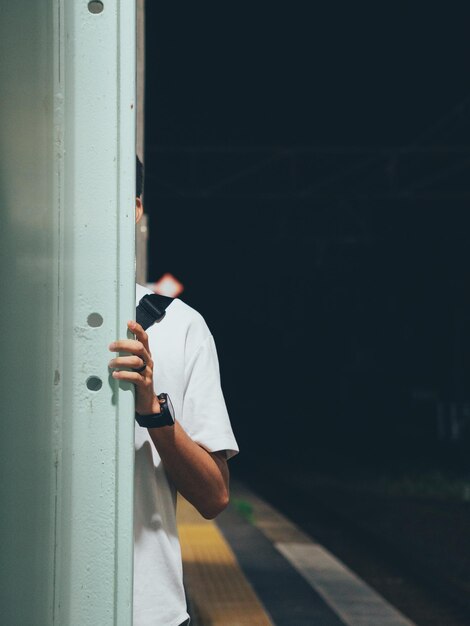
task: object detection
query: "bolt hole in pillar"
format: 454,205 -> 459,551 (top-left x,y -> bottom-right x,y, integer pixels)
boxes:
88,1 -> 104,14
87,376 -> 103,392
87,312 -> 104,327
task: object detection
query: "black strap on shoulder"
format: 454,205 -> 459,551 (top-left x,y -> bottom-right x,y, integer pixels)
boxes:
136,293 -> 174,330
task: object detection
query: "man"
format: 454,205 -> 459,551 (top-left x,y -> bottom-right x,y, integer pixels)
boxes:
108,157 -> 238,626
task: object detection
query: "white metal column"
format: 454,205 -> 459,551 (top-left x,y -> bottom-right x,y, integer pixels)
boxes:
56,1 -> 136,624
0,1 -> 136,624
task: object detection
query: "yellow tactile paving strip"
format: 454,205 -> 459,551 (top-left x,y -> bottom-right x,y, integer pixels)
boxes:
177,497 -> 273,626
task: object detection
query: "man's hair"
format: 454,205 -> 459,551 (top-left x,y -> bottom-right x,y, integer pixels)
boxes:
136,155 -> 144,198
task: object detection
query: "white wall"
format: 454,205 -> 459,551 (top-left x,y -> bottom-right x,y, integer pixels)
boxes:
0,3 -> 56,623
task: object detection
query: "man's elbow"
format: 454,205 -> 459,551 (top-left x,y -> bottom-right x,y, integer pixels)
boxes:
200,489 -> 229,520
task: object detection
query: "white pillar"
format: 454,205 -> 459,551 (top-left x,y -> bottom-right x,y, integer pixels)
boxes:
0,1 -> 136,624
57,1 -> 136,623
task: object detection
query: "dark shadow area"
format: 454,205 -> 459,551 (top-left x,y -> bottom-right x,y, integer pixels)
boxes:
144,4 -> 470,622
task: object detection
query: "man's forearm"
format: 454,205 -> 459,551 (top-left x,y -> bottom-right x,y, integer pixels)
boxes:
147,421 -> 229,519
109,321 -> 230,518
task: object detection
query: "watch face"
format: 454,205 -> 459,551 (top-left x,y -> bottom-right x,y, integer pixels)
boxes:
166,394 -> 175,421
158,393 -> 175,423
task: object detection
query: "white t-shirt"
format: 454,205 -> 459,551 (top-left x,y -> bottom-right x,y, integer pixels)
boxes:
133,284 -> 239,626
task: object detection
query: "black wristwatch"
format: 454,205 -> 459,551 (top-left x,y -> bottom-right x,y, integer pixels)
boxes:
135,393 -> 176,428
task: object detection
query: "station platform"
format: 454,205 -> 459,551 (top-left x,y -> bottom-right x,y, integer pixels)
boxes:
177,481 -> 415,626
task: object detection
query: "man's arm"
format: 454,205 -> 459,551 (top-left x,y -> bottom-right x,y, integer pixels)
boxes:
109,320 -> 230,520
148,424 -> 229,519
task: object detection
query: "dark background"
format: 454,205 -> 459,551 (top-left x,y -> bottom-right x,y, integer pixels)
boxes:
144,3 -> 470,476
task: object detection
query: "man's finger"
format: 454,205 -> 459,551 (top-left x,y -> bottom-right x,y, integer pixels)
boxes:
109,339 -> 149,360
128,320 -> 149,347
108,355 -> 146,370
112,370 -> 146,384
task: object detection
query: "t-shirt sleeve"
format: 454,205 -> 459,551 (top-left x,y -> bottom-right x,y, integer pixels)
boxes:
181,329 -> 239,460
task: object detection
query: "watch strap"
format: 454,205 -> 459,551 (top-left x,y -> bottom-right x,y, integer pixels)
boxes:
135,410 -> 174,428
135,393 -> 175,428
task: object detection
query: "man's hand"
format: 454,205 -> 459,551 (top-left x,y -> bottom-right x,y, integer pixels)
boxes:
109,320 -> 230,519
108,320 -> 160,415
